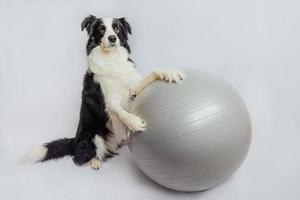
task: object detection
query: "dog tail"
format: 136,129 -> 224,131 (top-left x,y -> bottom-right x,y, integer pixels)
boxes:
20,138 -> 75,164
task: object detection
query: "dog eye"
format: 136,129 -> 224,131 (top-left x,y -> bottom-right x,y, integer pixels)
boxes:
99,29 -> 105,35
114,27 -> 119,34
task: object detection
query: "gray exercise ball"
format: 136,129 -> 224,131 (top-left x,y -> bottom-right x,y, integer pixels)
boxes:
128,69 -> 251,192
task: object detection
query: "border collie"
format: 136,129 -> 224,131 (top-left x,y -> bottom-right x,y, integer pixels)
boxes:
24,15 -> 185,170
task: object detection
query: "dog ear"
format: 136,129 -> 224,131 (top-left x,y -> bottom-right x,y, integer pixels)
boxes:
119,18 -> 132,35
81,15 -> 97,34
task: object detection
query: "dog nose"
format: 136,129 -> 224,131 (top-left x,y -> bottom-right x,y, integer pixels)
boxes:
108,35 -> 117,43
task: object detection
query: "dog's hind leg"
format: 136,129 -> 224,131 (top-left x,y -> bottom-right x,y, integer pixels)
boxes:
87,135 -> 107,170
88,158 -> 101,170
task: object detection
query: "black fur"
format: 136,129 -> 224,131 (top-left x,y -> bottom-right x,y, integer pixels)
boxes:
41,72 -> 112,165
42,138 -> 75,161
112,18 -> 132,53
72,72 -> 111,165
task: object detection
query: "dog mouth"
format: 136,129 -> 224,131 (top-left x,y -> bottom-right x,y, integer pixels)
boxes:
100,42 -> 118,51
109,43 -> 117,47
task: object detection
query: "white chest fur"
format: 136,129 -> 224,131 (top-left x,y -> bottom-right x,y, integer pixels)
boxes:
88,46 -> 141,106
88,46 -> 142,149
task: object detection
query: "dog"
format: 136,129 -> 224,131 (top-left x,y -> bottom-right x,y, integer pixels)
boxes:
23,15 -> 185,170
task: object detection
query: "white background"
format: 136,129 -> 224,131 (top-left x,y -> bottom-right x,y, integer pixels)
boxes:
0,0 -> 300,199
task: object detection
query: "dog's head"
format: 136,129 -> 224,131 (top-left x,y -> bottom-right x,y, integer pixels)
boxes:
81,15 -> 132,54
73,140 -> 96,165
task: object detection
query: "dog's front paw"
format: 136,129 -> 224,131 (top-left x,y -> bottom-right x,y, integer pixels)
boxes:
121,114 -> 146,132
88,158 -> 102,171
155,69 -> 185,83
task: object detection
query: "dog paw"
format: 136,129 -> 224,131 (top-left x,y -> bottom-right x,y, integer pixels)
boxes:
155,69 -> 185,83
88,158 -> 101,171
121,114 -> 146,132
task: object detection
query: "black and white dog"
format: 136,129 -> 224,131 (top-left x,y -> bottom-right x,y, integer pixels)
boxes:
24,15 -> 184,170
